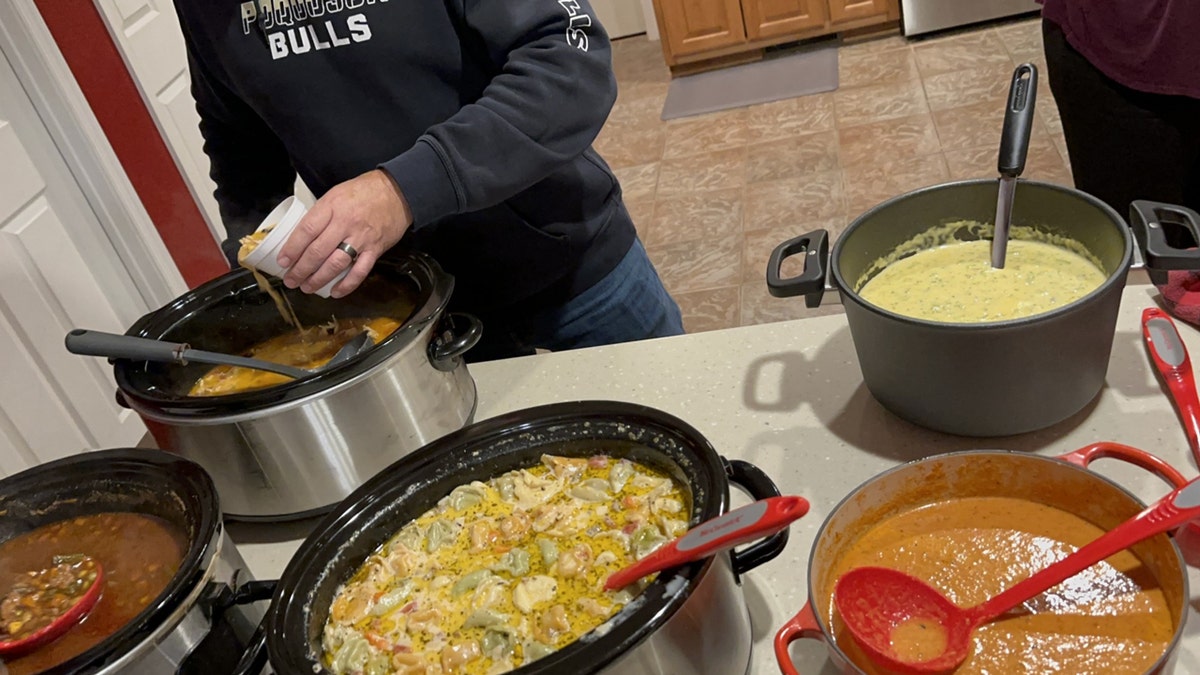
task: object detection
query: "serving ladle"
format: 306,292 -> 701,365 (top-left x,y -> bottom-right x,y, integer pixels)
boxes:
0,557 -> 104,658
991,62 -> 1037,269
65,328 -> 373,380
833,475 -> 1200,674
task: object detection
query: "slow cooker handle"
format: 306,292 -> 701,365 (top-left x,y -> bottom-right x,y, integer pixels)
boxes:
1057,441 -> 1189,490
774,602 -> 825,675
1129,201 -> 1200,279
766,231 -> 829,308
428,312 -> 483,372
224,580 -> 278,675
723,458 -> 790,575
230,615 -> 269,675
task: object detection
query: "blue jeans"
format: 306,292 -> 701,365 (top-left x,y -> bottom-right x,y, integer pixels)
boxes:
467,239 -> 684,361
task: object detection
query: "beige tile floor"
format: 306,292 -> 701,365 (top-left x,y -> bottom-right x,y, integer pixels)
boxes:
595,16 -> 1072,333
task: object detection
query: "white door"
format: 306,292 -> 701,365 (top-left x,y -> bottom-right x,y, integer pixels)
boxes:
0,44 -> 149,475
92,0 -> 229,243
592,0 -> 650,38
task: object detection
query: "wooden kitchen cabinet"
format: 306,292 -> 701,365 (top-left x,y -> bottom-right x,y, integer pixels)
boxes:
652,0 -> 899,74
741,0 -> 826,41
657,0 -> 748,56
827,0 -> 890,23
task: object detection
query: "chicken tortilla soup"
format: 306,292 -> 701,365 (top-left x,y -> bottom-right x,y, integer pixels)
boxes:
0,513 -> 187,674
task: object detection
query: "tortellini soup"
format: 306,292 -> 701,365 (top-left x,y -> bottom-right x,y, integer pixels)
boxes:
322,453 -> 689,675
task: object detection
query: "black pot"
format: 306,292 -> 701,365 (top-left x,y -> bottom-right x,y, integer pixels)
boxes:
767,178 -> 1132,437
255,401 -> 792,675
1130,200 -> 1200,285
0,449 -> 268,674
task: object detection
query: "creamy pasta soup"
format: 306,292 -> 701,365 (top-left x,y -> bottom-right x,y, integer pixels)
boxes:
322,454 -> 689,675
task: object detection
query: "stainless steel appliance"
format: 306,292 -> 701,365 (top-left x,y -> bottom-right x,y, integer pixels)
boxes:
107,253 -> 480,522
0,449 -> 271,674
901,0 -> 1040,36
254,401 -> 792,675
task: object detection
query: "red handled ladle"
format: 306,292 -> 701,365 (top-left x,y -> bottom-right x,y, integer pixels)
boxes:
0,556 -> 105,658
605,495 -> 809,590
1142,307 -> 1200,463
833,474 -> 1200,674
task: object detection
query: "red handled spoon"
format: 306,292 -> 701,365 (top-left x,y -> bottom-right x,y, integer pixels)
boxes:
0,555 -> 104,658
605,495 -> 809,591
1143,307 -> 1200,463
833,475 -> 1200,674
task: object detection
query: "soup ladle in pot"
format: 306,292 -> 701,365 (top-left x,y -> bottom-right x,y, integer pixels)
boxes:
65,328 -> 373,380
833,474 -> 1200,674
0,556 -> 104,658
605,495 -> 809,590
991,63 -> 1037,269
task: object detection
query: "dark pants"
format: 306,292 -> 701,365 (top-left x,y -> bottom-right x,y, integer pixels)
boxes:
1042,19 -> 1200,217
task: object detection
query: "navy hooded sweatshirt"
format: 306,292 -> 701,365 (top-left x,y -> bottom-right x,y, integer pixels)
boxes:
171,0 -> 635,316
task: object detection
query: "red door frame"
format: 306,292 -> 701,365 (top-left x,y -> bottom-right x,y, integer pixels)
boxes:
33,0 -> 228,289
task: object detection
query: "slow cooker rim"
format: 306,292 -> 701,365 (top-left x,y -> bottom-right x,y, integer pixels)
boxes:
265,400 -> 732,675
0,448 -> 222,674
829,178 -> 1134,330
803,448 -> 1189,674
113,251 -> 453,417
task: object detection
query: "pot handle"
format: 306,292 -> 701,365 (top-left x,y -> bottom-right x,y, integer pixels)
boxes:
774,601 -> 825,675
428,312 -> 483,372
230,615 -> 269,675
1056,441 -> 1188,491
222,580 -> 277,675
723,458 -> 792,575
766,230 -> 829,308
1129,201 -> 1200,281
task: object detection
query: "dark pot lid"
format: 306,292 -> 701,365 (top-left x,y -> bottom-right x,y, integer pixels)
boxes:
0,449 -> 221,673
113,250 -> 453,418
266,401 -> 733,675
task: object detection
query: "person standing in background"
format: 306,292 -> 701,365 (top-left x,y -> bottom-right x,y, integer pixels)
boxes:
1040,1 -> 1200,215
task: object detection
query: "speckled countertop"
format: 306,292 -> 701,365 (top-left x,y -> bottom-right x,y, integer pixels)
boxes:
232,282 -> 1200,673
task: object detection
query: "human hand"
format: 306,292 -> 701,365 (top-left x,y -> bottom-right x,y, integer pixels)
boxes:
277,169 -> 413,298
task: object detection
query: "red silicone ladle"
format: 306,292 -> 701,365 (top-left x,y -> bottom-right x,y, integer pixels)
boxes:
0,557 -> 104,658
1143,307 -> 1200,463
605,495 -> 809,590
833,474 -> 1200,674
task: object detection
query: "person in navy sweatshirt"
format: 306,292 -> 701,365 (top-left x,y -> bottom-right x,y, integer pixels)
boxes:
171,0 -> 684,361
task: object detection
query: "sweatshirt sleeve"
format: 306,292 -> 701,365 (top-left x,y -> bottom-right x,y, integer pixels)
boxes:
181,27 -> 297,264
379,0 -> 618,228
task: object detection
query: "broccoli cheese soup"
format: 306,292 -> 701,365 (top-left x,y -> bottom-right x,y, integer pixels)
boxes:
858,238 -> 1106,323
321,454 -> 688,675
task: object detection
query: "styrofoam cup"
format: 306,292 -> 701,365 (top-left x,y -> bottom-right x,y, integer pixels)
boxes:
239,196 -> 351,298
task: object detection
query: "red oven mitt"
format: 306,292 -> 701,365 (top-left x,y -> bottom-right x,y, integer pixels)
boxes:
1157,270 -> 1200,327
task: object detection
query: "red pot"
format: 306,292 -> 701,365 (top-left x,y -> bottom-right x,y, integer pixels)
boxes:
775,442 -> 1192,674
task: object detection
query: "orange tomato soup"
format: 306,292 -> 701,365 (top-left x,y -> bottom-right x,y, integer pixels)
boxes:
826,497 -> 1174,674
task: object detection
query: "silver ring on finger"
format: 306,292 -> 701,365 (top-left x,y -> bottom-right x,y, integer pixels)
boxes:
336,241 -> 359,264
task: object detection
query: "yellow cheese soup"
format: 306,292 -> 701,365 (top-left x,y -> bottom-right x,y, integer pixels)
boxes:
858,239 -> 1106,323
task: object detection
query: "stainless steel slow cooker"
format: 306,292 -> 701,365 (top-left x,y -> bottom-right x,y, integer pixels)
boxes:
110,251 -> 480,521
0,449 -> 270,674
775,442 -> 1191,674
250,401 -> 794,675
